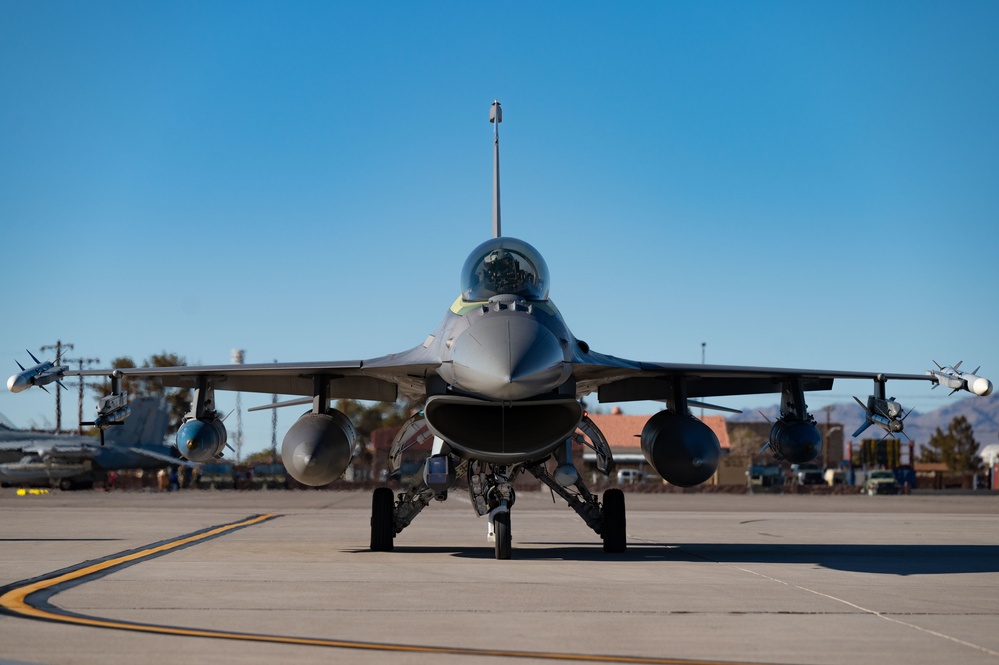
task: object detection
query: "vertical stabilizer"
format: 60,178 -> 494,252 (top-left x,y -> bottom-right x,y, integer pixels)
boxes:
490,100 -> 502,238
105,397 -> 170,448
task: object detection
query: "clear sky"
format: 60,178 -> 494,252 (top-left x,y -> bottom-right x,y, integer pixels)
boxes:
2,1 -> 997,457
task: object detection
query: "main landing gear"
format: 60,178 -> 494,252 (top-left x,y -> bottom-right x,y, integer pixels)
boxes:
370,487 -> 395,552
369,453 -> 627,560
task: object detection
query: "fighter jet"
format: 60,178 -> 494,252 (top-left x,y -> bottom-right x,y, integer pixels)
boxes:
7,101 -> 993,558
0,397 -> 179,489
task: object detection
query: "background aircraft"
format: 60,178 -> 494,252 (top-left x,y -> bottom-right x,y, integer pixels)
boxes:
0,397 -> 178,490
6,103 -> 991,558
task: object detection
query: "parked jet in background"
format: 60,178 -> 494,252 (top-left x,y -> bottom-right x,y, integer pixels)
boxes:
0,397 -> 177,489
7,101 -> 992,557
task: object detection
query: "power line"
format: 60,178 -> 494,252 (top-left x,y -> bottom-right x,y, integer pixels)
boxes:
64,356 -> 99,434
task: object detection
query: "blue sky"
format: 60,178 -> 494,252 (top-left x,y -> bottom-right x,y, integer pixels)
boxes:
2,1 -> 997,456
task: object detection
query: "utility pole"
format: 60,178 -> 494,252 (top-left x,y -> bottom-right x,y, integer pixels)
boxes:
40,340 -> 73,432
824,406 -> 831,470
271,359 -> 278,461
700,342 -> 706,419
65,356 -> 100,434
232,349 -> 245,463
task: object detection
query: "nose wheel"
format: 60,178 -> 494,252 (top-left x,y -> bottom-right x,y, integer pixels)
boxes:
492,510 -> 512,559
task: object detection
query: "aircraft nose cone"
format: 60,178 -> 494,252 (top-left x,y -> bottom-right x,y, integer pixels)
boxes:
972,377 -> 993,396
7,373 -> 28,393
450,314 -> 567,400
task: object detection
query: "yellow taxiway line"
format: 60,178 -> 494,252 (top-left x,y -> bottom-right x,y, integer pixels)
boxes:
0,513 -> 761,665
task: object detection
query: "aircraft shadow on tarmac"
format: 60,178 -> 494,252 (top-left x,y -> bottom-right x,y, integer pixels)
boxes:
354,543 -> 999,575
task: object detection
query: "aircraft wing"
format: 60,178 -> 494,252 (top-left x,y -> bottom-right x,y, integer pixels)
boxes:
127,447 -> 198,468
0,434 -> 92,454
67,349 -> 442,403
572,350 -> 933,403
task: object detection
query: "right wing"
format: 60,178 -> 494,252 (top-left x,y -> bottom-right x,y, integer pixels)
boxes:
64,347 -> 444,403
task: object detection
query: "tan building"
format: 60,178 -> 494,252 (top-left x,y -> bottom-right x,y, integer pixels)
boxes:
581,407 -> 731,485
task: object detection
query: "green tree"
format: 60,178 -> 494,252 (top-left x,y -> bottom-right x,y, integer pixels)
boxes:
333,398 -> 420,480
334,398 -> 419,440
90,352 -> 191,432
919,415 -> 981,471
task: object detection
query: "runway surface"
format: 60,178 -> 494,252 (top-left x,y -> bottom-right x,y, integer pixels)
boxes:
2,489 -> 998,665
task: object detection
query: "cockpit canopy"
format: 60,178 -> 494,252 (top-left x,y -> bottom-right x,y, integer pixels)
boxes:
461,237 -> 550,301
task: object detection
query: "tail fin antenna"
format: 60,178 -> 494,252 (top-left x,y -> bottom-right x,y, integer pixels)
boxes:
490,99 -> 502,238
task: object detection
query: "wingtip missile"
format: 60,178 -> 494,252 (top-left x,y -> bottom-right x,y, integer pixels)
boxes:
926,362 -> 993,397
7,354 -> 67,393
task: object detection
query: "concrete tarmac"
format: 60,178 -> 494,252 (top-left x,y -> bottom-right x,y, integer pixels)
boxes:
1,488 -> 998,665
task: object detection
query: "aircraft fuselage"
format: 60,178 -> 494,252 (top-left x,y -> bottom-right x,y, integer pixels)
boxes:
425,293 -> 583,464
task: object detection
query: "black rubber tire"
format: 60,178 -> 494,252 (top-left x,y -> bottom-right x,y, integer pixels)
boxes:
370,487 -> 395,552
602,488 -> 627,553
494,511 -> 512,560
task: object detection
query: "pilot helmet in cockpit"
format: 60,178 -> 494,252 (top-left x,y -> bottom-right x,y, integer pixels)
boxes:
460,237 -> 550,301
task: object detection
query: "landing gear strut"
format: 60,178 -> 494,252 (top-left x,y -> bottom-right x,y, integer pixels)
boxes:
368,443 -> 625,559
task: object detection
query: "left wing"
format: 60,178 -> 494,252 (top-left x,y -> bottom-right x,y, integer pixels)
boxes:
570,350 -> 991,466
570,347 -> 991,402
576,358 -> 924,403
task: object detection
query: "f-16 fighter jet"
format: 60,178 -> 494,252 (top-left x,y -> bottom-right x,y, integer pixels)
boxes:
8,101 -> 992,559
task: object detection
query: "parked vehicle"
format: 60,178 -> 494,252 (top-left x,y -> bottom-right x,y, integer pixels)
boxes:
863,470 -> 899,495
747,465 -> 784,493
616,469 -> 644,485
790,463 -> 824,485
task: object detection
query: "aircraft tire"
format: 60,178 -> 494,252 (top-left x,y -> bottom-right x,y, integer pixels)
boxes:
494,511 -> 512,560
370,487 -> 395,552
602,489 -> 627,553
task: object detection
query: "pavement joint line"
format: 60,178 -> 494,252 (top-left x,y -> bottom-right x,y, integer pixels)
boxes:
627,535 -> 999,660
734,567 -> 999,660
0,513 -> 774,665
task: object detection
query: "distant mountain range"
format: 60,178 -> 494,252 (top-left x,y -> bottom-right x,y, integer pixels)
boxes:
728,393 -> 999,450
